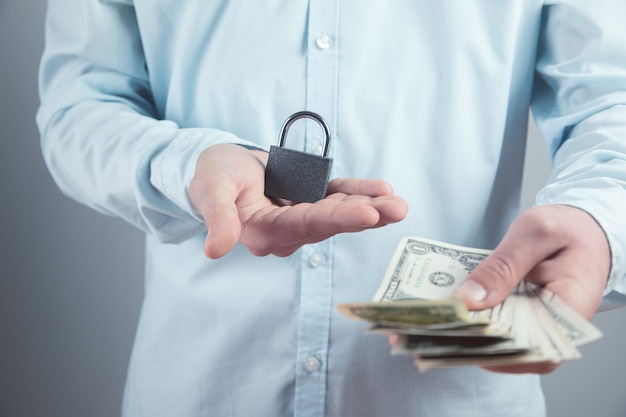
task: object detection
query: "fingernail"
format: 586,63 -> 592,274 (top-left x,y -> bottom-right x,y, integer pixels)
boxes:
456,280 -> 487,302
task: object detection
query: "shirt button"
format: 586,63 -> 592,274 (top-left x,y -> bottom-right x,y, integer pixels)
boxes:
305,356 -> 321,372
316,34 -> 331,50
309,252 -> 324,267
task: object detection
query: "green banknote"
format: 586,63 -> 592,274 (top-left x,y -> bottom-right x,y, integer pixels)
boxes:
337,299 -> 471,326
337,236 -> 603,372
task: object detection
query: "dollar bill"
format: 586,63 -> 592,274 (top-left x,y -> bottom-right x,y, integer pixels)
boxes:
392,334 -> 528,357
367,322 -> 509,337
337,236 -> 603,371
336,298 -> 474,327
529,283 -> 602,346
371,236 -> 491,302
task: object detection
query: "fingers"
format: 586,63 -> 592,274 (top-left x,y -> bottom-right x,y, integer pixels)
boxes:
322,193 -> 409,228
328,178 -> 408,225
327,178 -> 395,197
241,193 -> 407,256
366,195 -> 410,226
265,196 -> 408,257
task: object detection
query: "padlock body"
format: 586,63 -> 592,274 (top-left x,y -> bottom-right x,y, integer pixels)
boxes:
264,146 -> 333,203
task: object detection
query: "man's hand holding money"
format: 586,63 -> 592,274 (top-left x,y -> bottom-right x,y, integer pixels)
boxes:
454,204 -> 611,374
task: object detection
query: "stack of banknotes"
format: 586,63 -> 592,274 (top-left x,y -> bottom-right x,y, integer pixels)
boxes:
337,236 -> 602,372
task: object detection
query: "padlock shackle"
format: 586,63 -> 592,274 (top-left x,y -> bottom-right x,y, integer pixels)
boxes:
278,111 -> 331,157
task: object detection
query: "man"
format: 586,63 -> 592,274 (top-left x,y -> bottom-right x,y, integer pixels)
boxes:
37,1 -> 626,416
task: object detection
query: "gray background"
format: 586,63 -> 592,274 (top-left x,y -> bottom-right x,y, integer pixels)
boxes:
1,2 -> 625,417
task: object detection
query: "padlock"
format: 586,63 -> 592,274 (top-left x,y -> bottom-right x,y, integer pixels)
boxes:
264,111 -> 333,203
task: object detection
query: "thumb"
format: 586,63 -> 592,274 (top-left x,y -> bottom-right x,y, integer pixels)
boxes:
454,248 -> 530,310
191,174 -> 242,259
453,215 -> 563,310
202,196 -> 242,259
189,144 -> 269,259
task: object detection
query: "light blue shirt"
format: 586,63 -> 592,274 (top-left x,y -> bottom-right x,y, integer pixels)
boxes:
37,1 -> 626,416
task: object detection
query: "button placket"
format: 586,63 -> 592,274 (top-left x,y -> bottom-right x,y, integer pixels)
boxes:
294,1 -> 340,416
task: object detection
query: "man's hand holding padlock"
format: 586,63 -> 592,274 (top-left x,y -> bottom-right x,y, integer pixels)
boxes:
190,143 -> 408,259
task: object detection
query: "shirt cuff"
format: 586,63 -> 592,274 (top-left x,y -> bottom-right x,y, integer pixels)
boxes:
150,127 -> 263,224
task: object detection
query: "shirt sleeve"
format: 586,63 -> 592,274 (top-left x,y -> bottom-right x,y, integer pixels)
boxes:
36,0 -> 261,243
531,0 -> 626,308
